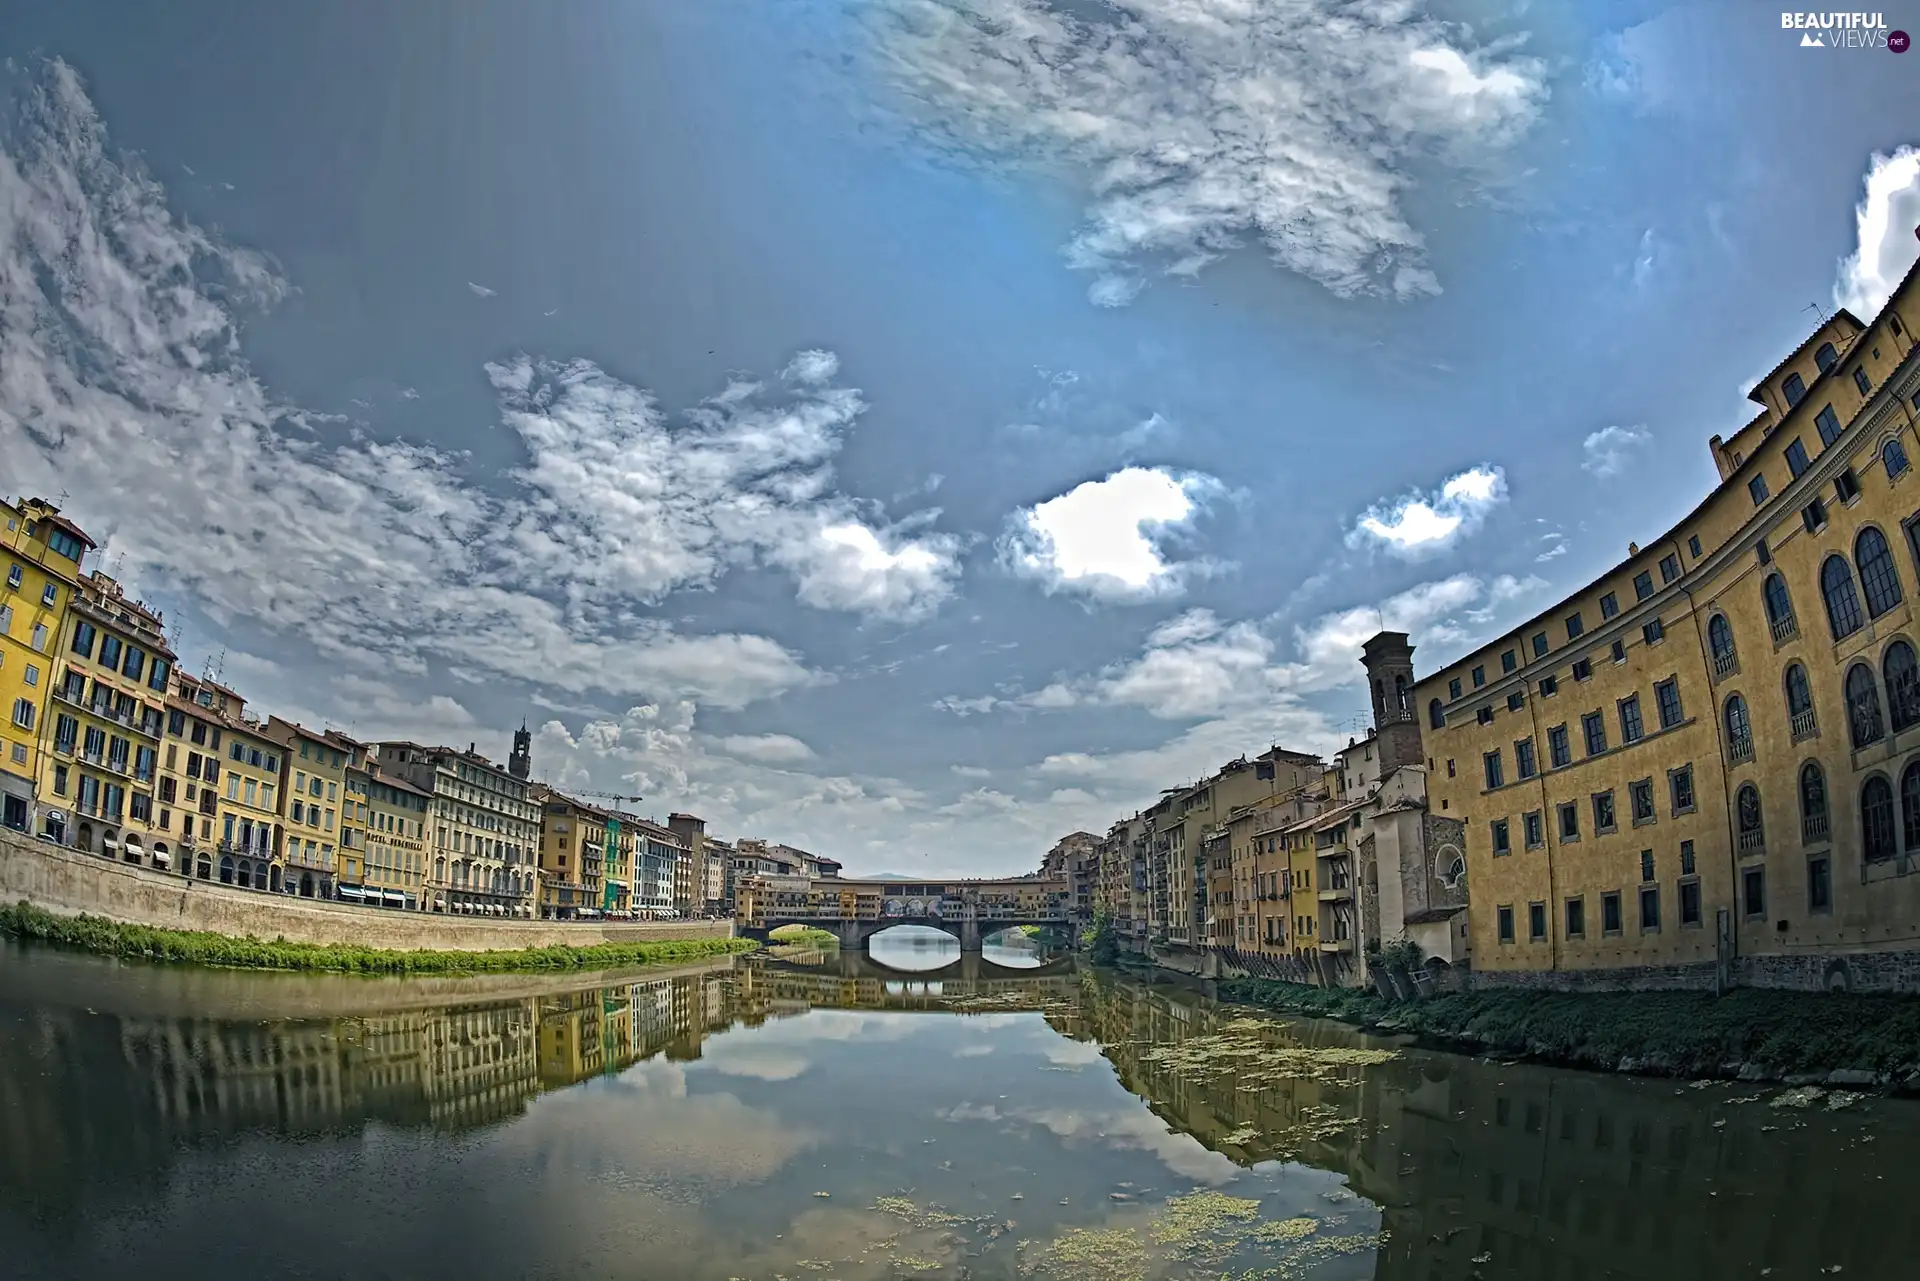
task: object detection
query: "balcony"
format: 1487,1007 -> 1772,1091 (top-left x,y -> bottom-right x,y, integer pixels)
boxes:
1712,650 -> 1739,680
1318,886 -> 1352,903
1770,615 -> 1799,645
1737,828 -> 1765,856
1791,709 -> 1818,742
1318,937 -> 1355,954
1803,812 -> 1830,846
1728,734 -> 1754,766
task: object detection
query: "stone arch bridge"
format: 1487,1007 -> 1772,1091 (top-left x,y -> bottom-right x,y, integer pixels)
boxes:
736,873 -> 1074,958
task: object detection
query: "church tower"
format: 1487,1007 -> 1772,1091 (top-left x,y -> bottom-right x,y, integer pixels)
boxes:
509,719 -> 532,781
1361,632 -> 1423,774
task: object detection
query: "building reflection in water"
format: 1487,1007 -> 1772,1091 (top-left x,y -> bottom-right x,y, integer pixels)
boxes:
3,947 -> 1917,1278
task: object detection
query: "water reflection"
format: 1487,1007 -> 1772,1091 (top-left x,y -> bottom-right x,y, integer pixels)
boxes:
1,939 -> 1915,1279
866,922 -> 1056,971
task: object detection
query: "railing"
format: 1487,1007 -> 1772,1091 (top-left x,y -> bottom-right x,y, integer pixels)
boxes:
1728,734 -> 1754,765
1791,708 -> 1817,741
1713,650 -> 1739,679
1770,615 -> 1798,645
1737,827 -> 1765,855
1803,812 -> 1830,845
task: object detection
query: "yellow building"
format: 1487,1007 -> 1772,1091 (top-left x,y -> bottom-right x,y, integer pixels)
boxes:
1416,259 -> 1920,991
371,741 -> 540,916
268,718 -> 364,899
37,572 -> 174,862
158,672 -> 284,886
351,763 -> 430,910
1,497 -> 94,833
532,786 -> 609,919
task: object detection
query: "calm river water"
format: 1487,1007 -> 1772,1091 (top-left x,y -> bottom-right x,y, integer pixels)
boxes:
1,926 -> 1915,1280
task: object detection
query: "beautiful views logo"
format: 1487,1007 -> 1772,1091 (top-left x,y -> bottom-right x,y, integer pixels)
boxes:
1780,12 -> 1904,49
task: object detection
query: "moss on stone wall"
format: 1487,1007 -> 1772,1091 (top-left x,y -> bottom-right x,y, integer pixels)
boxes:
0,901 -> 757,975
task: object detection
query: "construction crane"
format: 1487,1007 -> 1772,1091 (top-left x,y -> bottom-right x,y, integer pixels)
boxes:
577,790 -> 644,808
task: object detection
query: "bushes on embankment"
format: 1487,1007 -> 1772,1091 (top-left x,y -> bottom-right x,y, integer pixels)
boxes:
1219,976 -> 1920,1084
0,901 -> 757,975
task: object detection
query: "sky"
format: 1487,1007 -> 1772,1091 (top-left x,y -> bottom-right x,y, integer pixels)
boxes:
5,1 -> 1920,876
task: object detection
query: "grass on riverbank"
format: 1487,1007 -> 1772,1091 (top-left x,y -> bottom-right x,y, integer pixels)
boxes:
767,924 -> 841,947
1219,976 -> 1920,1083
0,902 -> 758,976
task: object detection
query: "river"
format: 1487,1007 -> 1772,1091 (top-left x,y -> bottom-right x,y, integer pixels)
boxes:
0,927 -> 1913,1280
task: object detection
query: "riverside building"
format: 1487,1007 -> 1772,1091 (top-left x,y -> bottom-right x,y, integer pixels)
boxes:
373,741 -> 540,916
1,497 -> 94,835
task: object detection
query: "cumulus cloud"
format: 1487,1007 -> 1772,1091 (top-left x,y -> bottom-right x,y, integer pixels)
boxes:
1095,610 -> 1274,720
1836,146 -> 1920,319
715,734 -> 817,765
1347,465 -> 1508,557
1581,425 -> 1650,479
1001,466 -> 1222,601
0,60 -> 950,731
868,0 -> 1546,305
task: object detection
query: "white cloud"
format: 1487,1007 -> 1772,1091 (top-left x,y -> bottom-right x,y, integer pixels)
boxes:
949,764 -> 992,779
398,386 -> 420,400
1096,610 -> 1274,720
869,0 -> 1545,305
1631,228 -> 1659,290
468,280 -> 496,297
1347,465 -> 1508,557
1581,425 -> 1650,478
1001,466 -> 1221,601
715,734 -> 817,765
0,59 -> 952,738
1836,146 -> 1920,319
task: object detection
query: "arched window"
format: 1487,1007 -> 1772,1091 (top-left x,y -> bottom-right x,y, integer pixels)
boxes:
1394,674 -> 1409,712
1801,762 -> 1829,844
1708,614 -> 1735,659
1428,698 -> 1445,730
1736,783 -> 1764,853
1785,663 -> 1816,736
1823,556 -> 1865,640
1856,528 -> 1904,618
1816,341 -> 1838,373
1864,776 -> 1897,863
219,854 -> 235,884
1903,761 -> 1920,854
1885,438 -> 1910,479
1886,640 -> 1920,732
1847,663 -> 1885,748
1724,693 -> 1752,750
1763,573 -> 1796,639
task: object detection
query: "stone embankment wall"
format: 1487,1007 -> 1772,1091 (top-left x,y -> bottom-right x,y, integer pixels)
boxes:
0,831 -> 733,952
1468,950 -> 1920,995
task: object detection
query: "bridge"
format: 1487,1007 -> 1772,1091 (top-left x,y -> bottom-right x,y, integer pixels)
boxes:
734,873 -> 1073,957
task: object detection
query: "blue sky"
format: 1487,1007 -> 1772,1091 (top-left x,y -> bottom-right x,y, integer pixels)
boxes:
5,1 -> 1920,875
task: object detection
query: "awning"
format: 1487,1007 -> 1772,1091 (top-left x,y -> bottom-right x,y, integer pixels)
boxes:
336,885 -> 366,902
103,838 -> 119,850
383,890 -> 404,907
152,850 -> 171,868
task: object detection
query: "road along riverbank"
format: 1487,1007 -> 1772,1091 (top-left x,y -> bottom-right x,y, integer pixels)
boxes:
0,902 -> 756,975
1211,973 -> 1920,1091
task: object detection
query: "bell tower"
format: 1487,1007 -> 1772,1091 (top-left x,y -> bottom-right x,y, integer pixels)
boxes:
509,719 -> 532,781
1361,631 -> 1423,773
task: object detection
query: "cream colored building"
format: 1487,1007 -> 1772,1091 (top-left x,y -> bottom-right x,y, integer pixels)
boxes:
373,741 -> 539,916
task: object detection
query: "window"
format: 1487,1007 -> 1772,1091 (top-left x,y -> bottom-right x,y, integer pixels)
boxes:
1506,691 -> 1524,712
70,621 -> 95,658
1798,762 -> 1830,848
1854,366 -> 1872,396
1547,724 -> 1571,768
1808,498 -> 1831,534
1611,639 -> 1627,663
1863,775 -> 1897,863
1639,848 -> 1655,882
1639,886 -> 1661,932
1428,698 -> 1445,730
1740,866 -> 1766,921
1510,739 -> 1536,781
1706,615 -> 1735,667
1539,674 -> 1558,697
1558,801 -> 1579,841
1565,897 -> 1585,938
3,564 -> 15,590
1846,663 -> 1885,748
98,635 -> 121,669
1472,665 -> 1485,688
1724,693 -> 1753,760
1659,553 -> 1680,584
1679,878 -> 1701,927
1524,811 -> 1544,848
1529,631 -> 1549,659
1592,597 -> 1618,627
1785,437 -> 1810,477
1572,658 -> 1592,682
121,647 -> 144,681
1602,891 -> 1623,934
1655,678 -> 1683,728
1836,468 -> 1863,505
1763,573 -> 1795,637
10,699 -> 32,731
1498,648 -> 1516,675
1822,555 -> 1865,640
1749,474 -> 1769,506
1886,641 -> 1920,732
1816,403 -> 1842,445
1783,371 -> 1807,406
148,658 -> 170,693
1816,342 -> 1838,373
1783,662 -> 1817,740
1565,612 -> 1584,640
1497,905 -> 1515,943
1643,618 -> 1664,646
1619,694 -> 1644,743
1593,791 -> 1617,833
1582,711 -> 1607,756
1809,856 -> 1832,913
1886,438 -> 1911,479
1689,535 -> 1704,559
1529,902 -> 1547,942
1680,839 -> 1696,876
1736,782 -> 1765,854
1757,537 -> 1771,565
1446,759 -> 1456,777
1633,571 -> 1654,601
1483,751 -> 1504,789
1477,706 -> 1494,726
1630,779 -> 1655,824
1492,819 -> 1511,854
1856,528 -> 1903,617
1903,761 -> 1920,856
1448,677 -> 1462,700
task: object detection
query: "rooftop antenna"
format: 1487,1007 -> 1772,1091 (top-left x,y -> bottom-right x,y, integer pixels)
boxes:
1804,302 -> 1828,326
203,647 -> 226,687
54,488 -> 70,506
